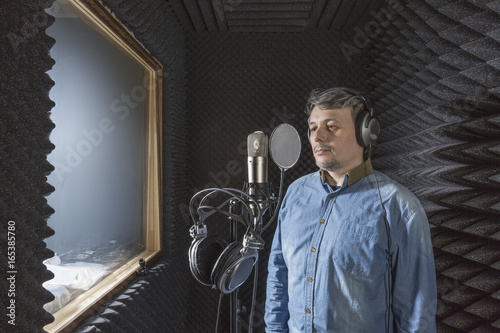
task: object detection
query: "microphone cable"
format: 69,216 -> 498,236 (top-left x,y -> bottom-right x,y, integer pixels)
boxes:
248,260 -> 259,333
372,168 -> 392,333
368,143 -> 392,333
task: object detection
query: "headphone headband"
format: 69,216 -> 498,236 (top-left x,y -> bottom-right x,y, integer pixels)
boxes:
321,86 -> 373,117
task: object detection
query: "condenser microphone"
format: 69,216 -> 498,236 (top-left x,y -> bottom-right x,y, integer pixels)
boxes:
247,131 -> 269,209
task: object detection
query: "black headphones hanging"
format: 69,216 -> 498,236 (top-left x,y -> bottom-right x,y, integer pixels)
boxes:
307,87 -> 380,149
188,188 -> 265,294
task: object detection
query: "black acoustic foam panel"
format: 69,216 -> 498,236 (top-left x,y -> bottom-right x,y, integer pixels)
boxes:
170,0 -> 386,33
1,1 -> 57,332
367,1 -> 500,332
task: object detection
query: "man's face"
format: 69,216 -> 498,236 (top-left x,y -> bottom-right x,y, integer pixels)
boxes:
308,106 -> 364,174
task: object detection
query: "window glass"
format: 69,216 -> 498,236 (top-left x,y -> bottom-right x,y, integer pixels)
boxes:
44,0 -> 146,314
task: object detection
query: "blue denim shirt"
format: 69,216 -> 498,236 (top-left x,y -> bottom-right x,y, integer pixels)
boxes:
265,159 -> 437,333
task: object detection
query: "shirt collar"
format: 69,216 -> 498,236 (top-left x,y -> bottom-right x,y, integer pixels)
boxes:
320,158 -> 373,188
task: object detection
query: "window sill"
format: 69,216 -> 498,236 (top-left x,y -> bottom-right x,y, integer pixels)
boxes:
44,248 -> 162,333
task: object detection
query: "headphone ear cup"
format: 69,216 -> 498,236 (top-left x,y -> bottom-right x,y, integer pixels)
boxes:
189,235 -> 227,286
355,111 -> 380,148
355,111 -> 369,147
211,241 -> 258,294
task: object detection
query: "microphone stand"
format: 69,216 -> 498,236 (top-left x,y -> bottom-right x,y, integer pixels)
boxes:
229,199 -> 239,333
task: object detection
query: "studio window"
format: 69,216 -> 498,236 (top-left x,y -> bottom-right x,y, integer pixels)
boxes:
43,1 -> 163,331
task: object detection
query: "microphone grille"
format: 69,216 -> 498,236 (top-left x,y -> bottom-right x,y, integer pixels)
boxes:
247,131 -> 268,157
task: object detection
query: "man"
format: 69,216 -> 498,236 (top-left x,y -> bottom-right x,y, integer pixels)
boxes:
264,88 -> 437,333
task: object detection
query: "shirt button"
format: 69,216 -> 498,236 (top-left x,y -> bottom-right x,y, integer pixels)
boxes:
308,277 -> 313,282
306,308 -> 311,314
311,247 -> 316,252
320,219 -> 325,224
329,194 -> 334,199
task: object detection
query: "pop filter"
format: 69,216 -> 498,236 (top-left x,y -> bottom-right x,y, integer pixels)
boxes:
269,123 -> 301,171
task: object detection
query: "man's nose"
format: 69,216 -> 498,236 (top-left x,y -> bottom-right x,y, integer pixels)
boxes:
312,126 -> 326,142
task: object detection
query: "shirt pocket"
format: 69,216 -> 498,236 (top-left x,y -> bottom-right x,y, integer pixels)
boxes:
331,218 -> 386,279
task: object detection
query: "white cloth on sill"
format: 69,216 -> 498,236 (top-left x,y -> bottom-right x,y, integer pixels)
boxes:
43,255 -> 109,291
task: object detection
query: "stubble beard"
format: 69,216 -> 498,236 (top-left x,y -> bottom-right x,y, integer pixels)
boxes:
316,156 -> 341,172
314,144 -> 341,171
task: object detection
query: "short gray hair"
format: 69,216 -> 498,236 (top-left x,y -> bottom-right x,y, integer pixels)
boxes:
305,88 -> 366,122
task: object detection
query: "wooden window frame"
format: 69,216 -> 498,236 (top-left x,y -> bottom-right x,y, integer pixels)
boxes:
44,1 -> 163,332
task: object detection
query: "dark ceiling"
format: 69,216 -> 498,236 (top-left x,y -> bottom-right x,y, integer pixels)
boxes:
168,0 -> 387,33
